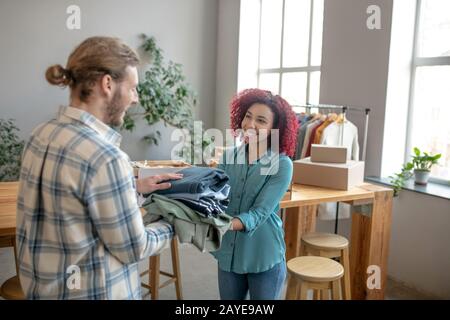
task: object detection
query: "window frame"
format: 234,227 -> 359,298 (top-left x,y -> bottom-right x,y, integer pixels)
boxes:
256,0 -> 321,109
405,0 -> 450,185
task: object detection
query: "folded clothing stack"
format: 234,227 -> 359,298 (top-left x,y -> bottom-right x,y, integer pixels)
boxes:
142,167 -> 232,252
142,194 -> 232,253
154,166 -> 230,217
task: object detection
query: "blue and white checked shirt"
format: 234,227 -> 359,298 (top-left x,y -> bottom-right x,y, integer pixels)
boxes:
16,106 -> 174,299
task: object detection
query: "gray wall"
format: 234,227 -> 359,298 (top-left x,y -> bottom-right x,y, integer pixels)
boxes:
0,0 -> 218,160
214,0 -> 240,133
319,0 -> 393,177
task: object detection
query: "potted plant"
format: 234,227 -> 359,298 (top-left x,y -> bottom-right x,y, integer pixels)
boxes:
389,147 -> 441,195
0,119 -> 25,181
122,34 -> 212,164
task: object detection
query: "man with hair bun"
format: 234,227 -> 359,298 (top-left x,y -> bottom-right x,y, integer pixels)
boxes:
16,36 -> 182,299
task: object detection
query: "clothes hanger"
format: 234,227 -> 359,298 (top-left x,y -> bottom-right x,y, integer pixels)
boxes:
327,113 -> 338,121
336,113 -> 347,124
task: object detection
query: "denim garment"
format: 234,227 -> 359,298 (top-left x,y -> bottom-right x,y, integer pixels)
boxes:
218,261 -> 287,300
165,184 -> 230,201
142,194 -> 233,252
177,197 -> 229,217
155,167 -> 229,195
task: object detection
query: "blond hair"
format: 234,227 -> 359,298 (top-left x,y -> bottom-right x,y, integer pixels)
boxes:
46,36 -> 139,101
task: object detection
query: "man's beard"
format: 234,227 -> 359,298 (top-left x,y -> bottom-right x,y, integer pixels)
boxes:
106,89 -> 127,127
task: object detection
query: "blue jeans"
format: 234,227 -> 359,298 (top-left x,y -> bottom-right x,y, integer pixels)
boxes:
218,261 -> 286,300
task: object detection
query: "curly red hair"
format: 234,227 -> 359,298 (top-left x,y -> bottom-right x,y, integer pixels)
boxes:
229,88 -> 299,158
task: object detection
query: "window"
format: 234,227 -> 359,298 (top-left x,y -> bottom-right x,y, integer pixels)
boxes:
250,0 -> 324,110
407,0 -> 450,183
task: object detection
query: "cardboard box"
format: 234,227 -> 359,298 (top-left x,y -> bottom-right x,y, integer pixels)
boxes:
131,160 -> 191,179
293,157 -> 365,190
310,144 -> 347,163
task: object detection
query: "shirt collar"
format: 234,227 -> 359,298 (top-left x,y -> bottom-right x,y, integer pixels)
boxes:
236,143 -> 279,165
57,105 -> 122,147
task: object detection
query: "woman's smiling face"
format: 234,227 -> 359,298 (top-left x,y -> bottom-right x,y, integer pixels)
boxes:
241,103 -> 275,143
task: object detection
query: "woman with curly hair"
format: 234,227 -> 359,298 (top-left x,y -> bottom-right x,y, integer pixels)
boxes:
212,88 -> 299,300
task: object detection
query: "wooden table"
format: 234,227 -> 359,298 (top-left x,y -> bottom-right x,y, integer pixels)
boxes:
0,182 -> 20,276
1,181 -> 392,300
0,182 -> 19,239
280,182 -> 393,300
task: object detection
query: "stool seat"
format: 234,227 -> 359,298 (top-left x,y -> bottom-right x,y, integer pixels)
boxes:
0,276 -> 25,300
287,256 -> 344,283
301,232 -> 348,250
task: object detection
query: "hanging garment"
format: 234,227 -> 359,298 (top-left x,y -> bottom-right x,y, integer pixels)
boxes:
301,120 -> 322,158
305,120 -> 325,157
295,121 -> 309,159
320,120 -> 359,161
141,194 -> 233,252
318,120 -> 360,221
313,116 -> 336,145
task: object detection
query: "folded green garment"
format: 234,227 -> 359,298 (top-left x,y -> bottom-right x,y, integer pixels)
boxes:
141,194 -> 233,252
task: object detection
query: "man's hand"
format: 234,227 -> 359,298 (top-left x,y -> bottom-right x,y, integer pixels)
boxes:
136,173 -> 183,194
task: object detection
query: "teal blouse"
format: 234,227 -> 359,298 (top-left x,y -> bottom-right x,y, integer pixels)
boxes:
211,145 -> 293,274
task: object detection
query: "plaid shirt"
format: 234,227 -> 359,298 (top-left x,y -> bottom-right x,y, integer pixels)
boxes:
16,106 -> 173,299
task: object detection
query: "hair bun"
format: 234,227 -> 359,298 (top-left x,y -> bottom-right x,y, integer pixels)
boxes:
45,64 -> 73,87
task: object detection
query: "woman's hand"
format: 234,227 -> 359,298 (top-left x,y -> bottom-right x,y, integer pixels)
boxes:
136,173 -> 183,194
230,218 -> 245,231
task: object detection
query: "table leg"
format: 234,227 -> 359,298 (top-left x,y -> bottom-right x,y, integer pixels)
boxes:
284,205 -> 317,261
350,189 -> 393,300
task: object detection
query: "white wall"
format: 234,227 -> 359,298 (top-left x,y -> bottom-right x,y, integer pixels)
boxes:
388,191 -> 450,298
381,0 -> 416,177
0,0 -> 218,160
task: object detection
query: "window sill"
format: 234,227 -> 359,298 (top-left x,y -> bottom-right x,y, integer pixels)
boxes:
365,176 -> 450,201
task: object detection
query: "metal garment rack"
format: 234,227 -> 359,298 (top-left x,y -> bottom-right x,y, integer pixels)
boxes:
294,103 -> 372,234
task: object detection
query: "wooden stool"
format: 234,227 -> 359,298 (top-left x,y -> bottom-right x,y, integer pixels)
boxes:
0,237 -> 25,300
140,236 -> 183,300
0,276 -> 24,300
285,256 -> 344,300
301,232 -> 351,299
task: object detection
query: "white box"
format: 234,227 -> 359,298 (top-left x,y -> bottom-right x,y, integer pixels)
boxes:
131,160 -> 190,179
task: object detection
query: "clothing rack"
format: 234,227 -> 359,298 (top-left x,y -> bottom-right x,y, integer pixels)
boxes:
293,103 -> 371,234
293,103 -> 371,162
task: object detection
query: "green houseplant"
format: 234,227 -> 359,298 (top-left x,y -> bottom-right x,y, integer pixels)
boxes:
122,34 -> 211,163
0,119 -> 25,181
389,147 -> 441,195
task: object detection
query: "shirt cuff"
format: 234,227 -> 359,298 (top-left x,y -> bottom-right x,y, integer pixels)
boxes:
235,213 -> 255,235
